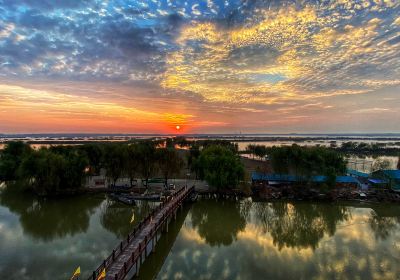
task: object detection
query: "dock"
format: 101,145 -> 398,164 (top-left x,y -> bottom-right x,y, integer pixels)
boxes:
88,186 -> 194,280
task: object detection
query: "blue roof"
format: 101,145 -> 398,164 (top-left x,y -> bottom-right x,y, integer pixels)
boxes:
252,172 -> 359,184
382,170 -> 400,179
336,176 -> 360,183
368,178 -> 387,184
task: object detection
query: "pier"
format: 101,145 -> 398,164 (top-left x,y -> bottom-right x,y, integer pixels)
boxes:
88,186 -> 194,280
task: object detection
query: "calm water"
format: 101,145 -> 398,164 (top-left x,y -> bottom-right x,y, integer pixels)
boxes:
0,189 -> 157,280
1,191 -> 400,280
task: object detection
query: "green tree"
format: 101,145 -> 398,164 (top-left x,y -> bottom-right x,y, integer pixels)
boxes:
268,145 -> 346,187
188,145 -> 201,179
102,144 -> 127,186
0,141 -> 32,182
136,141 -> 158,188
79,144 -> 104,175
197,145 -> 244,191
19,149 -> 65,195
126,144 -> 140,187
246,144 -> 268,159
157,148 -> 184,185
18,148 -> 88,195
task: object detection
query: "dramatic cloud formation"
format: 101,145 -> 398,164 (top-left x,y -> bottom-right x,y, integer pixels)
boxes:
0,0 -> 399,133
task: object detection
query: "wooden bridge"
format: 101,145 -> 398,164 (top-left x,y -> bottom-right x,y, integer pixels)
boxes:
88,186 -> 195,280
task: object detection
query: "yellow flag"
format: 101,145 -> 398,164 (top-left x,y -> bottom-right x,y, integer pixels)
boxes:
130,210 -> 135,224
70,266 -> 81,280
96,268 -> 106,280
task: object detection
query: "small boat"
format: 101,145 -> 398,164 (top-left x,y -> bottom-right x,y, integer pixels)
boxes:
109,193 -> 136,205
119,193 -> 161,201
130,194 -> 161,201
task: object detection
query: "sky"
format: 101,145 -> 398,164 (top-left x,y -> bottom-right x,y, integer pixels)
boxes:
0,0 -> 399,134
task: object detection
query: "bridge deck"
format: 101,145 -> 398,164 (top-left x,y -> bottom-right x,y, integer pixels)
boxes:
88,186 -> 194,280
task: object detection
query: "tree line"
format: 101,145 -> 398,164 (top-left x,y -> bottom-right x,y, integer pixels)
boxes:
0,139 -> 245,195
337,141 -> 400,156
0,141 -> 184,195
246,144 -> 347,187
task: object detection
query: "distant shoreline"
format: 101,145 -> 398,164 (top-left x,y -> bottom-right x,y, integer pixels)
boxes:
2,135 -> 400,144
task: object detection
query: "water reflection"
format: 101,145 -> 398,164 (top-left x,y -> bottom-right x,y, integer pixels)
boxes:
100,200 -> 155,239
1,188 -> 400,279
253,202 -> 350,250
0,188 -> 101,241
155,199 -> 400,280
0,190 -> 117,279
368,205 -> 400,241
191,199 -> 246,246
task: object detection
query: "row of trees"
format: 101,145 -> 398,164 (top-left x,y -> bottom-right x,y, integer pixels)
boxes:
0,141 -> 184,195
245,144 -> 347,187
270,145 -> 347,186
245,144 -> 268,159
1,139 -> 245,195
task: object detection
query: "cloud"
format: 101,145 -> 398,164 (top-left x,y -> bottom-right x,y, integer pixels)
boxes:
0,0 -> 399,132
161,2 -> 400,105
352,107 -> 394,114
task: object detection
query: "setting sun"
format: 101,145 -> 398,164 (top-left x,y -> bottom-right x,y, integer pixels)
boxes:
176,125 -> 180,130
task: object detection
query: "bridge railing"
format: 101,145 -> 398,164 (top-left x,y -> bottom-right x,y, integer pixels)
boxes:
88,186 -> 193,280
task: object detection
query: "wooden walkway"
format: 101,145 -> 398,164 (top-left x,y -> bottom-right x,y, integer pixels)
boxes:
88,186 -> 194,280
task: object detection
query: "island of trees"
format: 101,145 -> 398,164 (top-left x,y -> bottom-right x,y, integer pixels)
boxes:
0,139 -> 244,196
0,138 -> 362,198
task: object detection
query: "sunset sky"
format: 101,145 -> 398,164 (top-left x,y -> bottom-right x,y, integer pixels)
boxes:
0,0 -> 399,134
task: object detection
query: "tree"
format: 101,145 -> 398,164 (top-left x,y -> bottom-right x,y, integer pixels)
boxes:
102,144 -> 127,186
136,141 -> 158,188
79,144 -> 103,175
246,144 -> 268,159
0,141 -> 32,182
19,149 -> 65,195
254,145 -> 268,159
157,148 -> 184,185
197,145 -> 245,191
18,148 -> 89,195
246,144 -> 256,159
268,145 -> 347,187
188,145 -> 201,179
126,144 -> 140,187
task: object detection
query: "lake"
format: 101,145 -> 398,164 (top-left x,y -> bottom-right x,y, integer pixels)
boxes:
0,190 -> 399,279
